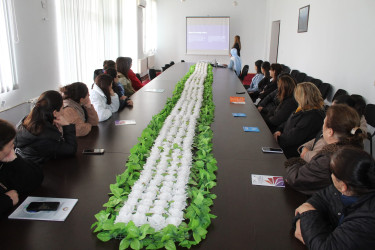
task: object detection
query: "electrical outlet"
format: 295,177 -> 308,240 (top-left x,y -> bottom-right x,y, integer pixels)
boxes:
1,100 -> 5,108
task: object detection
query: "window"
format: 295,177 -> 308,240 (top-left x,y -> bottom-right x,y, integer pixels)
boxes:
0,0 -> 18,93
143,0 -> 157,55
56,0 -> 124,85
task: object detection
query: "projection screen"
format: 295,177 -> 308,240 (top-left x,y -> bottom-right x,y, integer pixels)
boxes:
186,16 -> 230,55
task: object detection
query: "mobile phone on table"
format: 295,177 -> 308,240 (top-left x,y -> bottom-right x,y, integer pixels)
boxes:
261,147 -> 283,154
82,149 -> 105,155
26,202 -> 60,212
236,91 -> 246,94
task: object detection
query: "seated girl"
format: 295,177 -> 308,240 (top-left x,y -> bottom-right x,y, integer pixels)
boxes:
90,74 -> 120,122
116,57 -> 144,94
274,82 -> 325,158
105,68 -> 133,110
294,147 -> 375,248
285,104 -> 365,195
247,60 -> 264,93
249,61 -> 270,102
60,82 -> 99,137
258,74 -> 298,133
256,63 -> 282,104
0,119 -> 43,215
15,91 -> 77,166
228,48 -> 241,77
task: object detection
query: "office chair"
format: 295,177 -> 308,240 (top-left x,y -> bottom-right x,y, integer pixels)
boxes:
310,78 -> 323,88
136,73 -> 142,83
290,70 -> 299,79
296,72 -> 307,83
332,89 -> 348,102
170,61 -> 175,66
148,69 -> 157,80
365,104 -> 375,156
318,82 -> 332,100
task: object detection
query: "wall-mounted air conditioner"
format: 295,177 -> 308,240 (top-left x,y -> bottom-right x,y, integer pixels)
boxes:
137,0 -> 147,8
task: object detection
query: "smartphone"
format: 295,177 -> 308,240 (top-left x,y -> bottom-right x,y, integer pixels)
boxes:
262,147 -> 284,154
82,149 -> 105,155
236,91 -> 246,94
26,202 -> 60,212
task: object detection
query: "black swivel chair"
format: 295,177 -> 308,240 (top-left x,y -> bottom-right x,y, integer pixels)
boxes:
170,61 -> 175,66
310,78 -> 323,88
290,70 -> 299,79
181,60 -> 185,63
239,65 -> 249,81
318,83 -> 332,100
296,72 -> 307,83
332,89 -> 348,102
164,64 -> 170,69
281,65 -> 291,74
148,69 -> 157,80
136,73 -> 142,83
365,104 -> 375,156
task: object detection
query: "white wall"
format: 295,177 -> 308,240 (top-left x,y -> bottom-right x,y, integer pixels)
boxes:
0,0 -> 60,112
155,0 -> 268,72
265,0 -> 375,103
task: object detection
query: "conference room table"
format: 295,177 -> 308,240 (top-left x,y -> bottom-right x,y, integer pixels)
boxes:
0,63 -> 307,250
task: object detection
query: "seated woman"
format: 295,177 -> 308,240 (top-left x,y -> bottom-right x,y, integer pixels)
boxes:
116,57 -> 144,94
258,74 -> 298,133
90,74 -> 120,122
300,94 -> 368,162
228,48 -> 241,77
274,82 -> 325,158
105,68 -> 133,110
257,63 -> 282,103
15,91 -> 77,166
0,119 -> 43,215
285,104 -> 365,195
249,61 -> 270,102
246,60 -> 264,93
60,82 -> 99,137
294,147 -> 375,248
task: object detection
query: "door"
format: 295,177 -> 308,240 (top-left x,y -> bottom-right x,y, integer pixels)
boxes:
269,20 -> 280,64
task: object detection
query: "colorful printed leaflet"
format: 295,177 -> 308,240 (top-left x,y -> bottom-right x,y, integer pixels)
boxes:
115,120 -> 136,125
251,174 -> 285,187
230,96 -> 245,104
232,113 -> 247,117
243,126 -> 260,132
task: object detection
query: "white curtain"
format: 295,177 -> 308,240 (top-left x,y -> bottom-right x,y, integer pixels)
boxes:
0,0 -> 18,93
143,0 -> 157,55
57,0 -> 121,85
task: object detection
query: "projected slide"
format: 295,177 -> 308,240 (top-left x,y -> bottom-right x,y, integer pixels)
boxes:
186,17 -> 230,55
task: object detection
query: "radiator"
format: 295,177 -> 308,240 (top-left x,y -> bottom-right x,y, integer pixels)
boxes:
138,57 -> 148,74
147,55 -> 155,69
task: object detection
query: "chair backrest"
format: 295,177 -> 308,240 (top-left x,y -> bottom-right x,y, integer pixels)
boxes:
165,64 -> 170,69
93,69 -> 104,81
290,69 -> 299,78
148,69 -> 157,80
310,78 -> 323,88
161,66 -> 166,71
304,75 -> 313,83
239,65 -> 249,81
318,82 -> 332,100
181,60 -> 185,62
135,73 -> 142,83
332,89 -> 348,102
365,104 -> 375,128
296,72 -> 307,83
282,65 -> 291,74
170,61 -> 175,65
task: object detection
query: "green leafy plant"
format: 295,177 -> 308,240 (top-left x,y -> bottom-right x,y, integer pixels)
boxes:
92,64 -> 217,249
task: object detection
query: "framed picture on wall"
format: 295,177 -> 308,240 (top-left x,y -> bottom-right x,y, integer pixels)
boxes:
298,5 -> 310,33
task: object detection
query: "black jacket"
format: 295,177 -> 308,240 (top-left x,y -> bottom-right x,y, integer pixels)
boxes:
15,121 -> 77,166
298,185 -> 375,250
259,80 -> 277,101
0,155 -> 43,215
260,90 -> 298,133
277,109 -> 325,158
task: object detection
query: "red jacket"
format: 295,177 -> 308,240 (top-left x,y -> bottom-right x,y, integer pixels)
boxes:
128,69 -> 145,91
